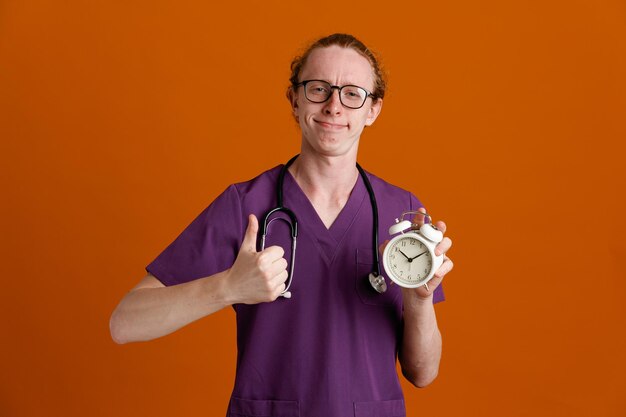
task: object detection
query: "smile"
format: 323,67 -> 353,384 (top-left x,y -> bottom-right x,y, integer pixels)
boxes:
314,119 -> 347,130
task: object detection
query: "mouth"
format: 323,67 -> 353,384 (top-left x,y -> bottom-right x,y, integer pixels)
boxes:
314,119 -> 348,130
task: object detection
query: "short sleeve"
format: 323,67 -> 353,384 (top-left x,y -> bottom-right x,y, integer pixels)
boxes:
146,185 -> 243,287
409,192 -> 445,304
409,193 -> 423,212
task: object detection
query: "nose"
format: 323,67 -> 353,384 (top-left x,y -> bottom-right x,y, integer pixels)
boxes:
322,88 -> 343,115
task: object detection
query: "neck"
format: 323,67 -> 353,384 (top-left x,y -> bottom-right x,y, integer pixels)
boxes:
287,149 -> 360,229
289,153 -> 358,196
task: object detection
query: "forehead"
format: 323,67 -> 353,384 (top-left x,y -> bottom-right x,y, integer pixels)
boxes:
300,45 -> 375,90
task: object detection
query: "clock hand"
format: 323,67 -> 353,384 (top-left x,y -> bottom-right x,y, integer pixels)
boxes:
398,249 -> 411,260
410,251 -> 427,261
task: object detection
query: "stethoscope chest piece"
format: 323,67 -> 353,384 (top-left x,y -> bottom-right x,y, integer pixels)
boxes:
369,273 -> 387,294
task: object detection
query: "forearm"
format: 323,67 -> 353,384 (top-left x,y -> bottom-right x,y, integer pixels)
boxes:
110,271 -> 231,344
399,291 -> 442,387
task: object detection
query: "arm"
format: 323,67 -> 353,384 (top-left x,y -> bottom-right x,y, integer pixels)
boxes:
398,290 -> 443,387
109,214 -> 288,344
398,214 -> 453,387
109,272 -> 229,344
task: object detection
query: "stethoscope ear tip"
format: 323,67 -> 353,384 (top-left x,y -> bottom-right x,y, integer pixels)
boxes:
281,291 -> 292,299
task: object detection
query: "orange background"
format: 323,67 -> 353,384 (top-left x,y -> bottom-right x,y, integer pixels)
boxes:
1,1 -> 625,416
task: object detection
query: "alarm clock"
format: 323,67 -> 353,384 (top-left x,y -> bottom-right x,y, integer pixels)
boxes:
381,211 -> 444,288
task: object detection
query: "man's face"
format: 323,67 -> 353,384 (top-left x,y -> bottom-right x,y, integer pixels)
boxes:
291,46 -> 383,158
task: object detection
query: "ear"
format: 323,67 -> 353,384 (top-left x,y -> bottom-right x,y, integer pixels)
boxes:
287,87 -> 299,115
365,98 -> 383,127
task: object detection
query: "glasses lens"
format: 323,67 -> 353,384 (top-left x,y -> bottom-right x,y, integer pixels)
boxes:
340,86 -> 367,109
304,81 -> 331,103
302,81 -> 369,108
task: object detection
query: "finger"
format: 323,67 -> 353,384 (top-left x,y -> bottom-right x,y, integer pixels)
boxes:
435,236 -> 452,256
434,220 -> 447,234
378,239 -> 390,254
261,245 -> 285,260
241,214 -> 260,252
412,207 -> 427,227
426,275 -> 443,291
264,272 -> 288,301
273,269 -> 289,285
434,257 -> 454,279
266,257 -> 288,277
273,281 -> 287,299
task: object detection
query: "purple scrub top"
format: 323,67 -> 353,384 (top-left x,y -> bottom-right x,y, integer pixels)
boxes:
147,165 -> 444,417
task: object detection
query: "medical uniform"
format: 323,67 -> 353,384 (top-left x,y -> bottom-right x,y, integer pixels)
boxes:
147,165 -> 444,417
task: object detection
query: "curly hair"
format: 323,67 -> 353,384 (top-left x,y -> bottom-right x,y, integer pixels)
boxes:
288,33 -> 387,101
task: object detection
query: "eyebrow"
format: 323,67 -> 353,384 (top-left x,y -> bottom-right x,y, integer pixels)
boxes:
305,79 -> 371,88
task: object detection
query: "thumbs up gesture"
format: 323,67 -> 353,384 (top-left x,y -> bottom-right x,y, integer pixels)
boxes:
224,214 -> 289,304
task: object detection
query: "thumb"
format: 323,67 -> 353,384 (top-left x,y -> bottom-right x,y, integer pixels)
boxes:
241,214 -> 259,252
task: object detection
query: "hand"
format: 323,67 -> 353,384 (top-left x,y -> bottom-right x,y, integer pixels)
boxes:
379,208 -> 454,301
405,208 -> 454,301
224,214 -> 289,304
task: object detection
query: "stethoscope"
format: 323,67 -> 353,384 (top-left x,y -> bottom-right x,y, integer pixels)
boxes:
260,154 -> 385,298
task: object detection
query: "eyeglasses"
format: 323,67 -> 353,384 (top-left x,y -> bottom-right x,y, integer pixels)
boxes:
295,80 -> 375,109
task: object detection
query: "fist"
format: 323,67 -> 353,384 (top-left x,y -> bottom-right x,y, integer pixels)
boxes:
225,214 -> 289,304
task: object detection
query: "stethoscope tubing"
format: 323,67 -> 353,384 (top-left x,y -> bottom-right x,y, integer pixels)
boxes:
260,208 -> 298,298
260,155 -> 380,298
356,163 -> 380,277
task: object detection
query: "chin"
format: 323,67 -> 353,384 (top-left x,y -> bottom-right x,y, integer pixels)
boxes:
311,141 -> 357,159
302,130 -> 359,157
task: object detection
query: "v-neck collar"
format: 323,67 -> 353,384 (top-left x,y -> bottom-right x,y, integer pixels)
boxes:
282,168 -> 368,266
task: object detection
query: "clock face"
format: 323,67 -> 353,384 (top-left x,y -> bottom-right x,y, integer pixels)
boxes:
385,236 -> 433,286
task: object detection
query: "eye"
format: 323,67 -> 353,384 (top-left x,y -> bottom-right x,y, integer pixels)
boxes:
341,86 -> 366,101
306,82 -> 330,96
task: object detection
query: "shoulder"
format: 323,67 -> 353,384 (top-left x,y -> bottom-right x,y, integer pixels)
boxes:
231,165 -> 281,194
364,171 -> 419,201
364,171 -> 408,195
229,165 -> 281,205
197,165 -> 282,221
214,164 -> 286,223
363,170 -> 424,212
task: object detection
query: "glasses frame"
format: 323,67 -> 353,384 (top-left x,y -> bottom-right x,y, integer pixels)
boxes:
295,79 -> 376,110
